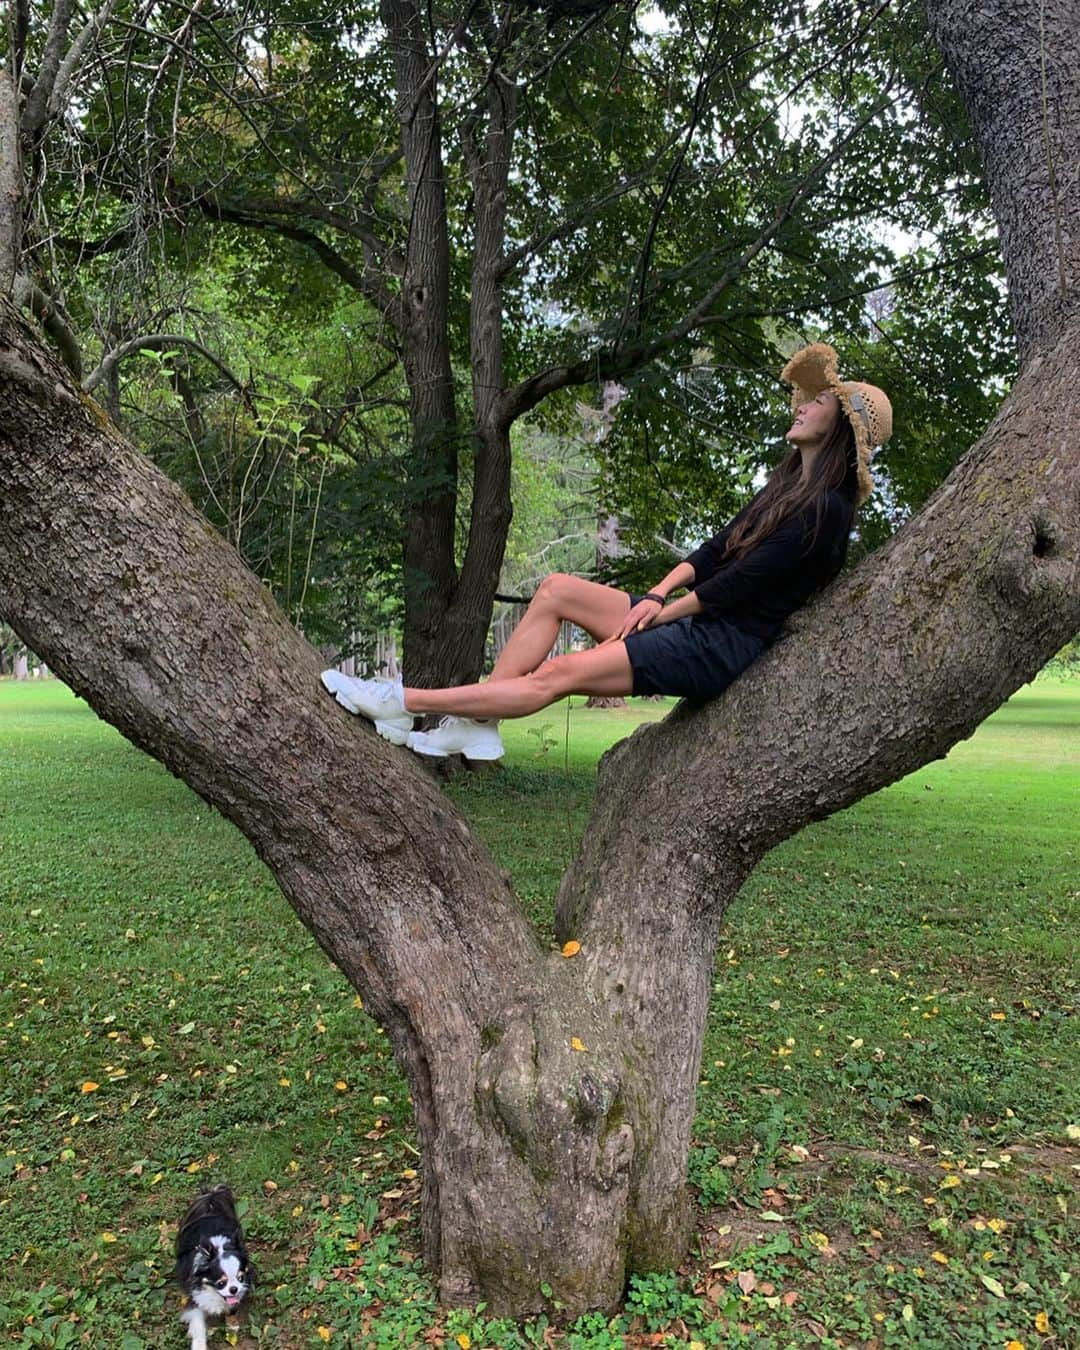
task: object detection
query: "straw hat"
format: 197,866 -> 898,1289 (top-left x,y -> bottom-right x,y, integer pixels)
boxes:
780,342 -> 892,507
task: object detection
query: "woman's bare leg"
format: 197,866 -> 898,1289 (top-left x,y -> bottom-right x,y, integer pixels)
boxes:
489,574 -> 632,682
406,642 -> 633,719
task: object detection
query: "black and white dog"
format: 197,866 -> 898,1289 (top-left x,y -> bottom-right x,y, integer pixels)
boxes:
175,1186 -> 254,1349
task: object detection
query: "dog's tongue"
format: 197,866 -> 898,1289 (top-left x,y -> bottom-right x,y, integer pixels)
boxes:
225,1296 -> 241,1309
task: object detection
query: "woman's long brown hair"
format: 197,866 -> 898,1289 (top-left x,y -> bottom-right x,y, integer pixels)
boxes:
722,405 -> 858,561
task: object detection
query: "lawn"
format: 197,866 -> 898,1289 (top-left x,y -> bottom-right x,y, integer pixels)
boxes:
1,677 -> 1077,1349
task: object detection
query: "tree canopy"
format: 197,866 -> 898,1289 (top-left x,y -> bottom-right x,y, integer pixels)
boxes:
4,0 -> 1015,667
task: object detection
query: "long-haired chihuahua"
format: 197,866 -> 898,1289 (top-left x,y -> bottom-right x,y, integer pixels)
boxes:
175,1185 -> 254,1349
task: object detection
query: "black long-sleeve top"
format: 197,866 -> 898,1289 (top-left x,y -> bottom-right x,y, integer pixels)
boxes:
684,489 -> 855,641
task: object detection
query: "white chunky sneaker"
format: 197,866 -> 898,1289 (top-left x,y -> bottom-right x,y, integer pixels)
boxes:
320,670 -> 413,744
407,716 -> 504,762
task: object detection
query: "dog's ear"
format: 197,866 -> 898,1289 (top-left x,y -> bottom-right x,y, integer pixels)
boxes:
191,1244 -> 214,1274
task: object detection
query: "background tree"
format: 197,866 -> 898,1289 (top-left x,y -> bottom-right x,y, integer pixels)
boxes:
3,0 -> 1012,683
2,0 -> 1077,1319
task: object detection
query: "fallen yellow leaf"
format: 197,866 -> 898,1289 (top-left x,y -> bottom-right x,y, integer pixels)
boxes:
561,940 -> 581,958
931,1251 -> 948,1264
939,1173 -> 962,1189
100,1232 -> 118,1243
570,1037 -> 586,1052
1034,1312 -> 1050,1334
335,1080 -> 348,1092
1004,1342 -> 1025,1350
456,1336 -> 471,1350
317,1329 -> 332,1343
80,1082 -> 100,1094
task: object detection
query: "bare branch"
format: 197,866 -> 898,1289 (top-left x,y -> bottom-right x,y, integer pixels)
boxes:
18,274 -> 83,378
0,69 -> 21,290
12,0 -> 31,81
47,0 -> 121,123
53,226 -> 135,259
21,0 -> 75,143
198,192 -> 404,279
194,195 -> 404,336
83,331 -> 245,395
723,244 -> 1000,324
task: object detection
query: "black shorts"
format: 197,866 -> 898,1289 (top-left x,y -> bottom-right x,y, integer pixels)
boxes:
622,593 -> 768,701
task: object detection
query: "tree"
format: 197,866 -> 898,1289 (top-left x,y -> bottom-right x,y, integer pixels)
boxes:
3,0 -> 1009,686
1,0 -> 1078,1321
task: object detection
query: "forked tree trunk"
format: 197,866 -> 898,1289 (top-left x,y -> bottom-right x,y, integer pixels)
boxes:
0,0 -> 1078,1320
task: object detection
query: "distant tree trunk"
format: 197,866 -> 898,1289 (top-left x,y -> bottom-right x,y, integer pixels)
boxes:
1,0 -> 1078,1321
383,0 -> 516,692
586,510 -> 628,709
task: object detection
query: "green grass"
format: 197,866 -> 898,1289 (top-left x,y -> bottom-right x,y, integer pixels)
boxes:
1,677 -> 1077,1349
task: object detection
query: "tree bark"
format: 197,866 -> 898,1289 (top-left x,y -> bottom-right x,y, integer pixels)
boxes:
381,0 -> 463,689
0,304 -> 638,1315
1,0 -> 1078,1321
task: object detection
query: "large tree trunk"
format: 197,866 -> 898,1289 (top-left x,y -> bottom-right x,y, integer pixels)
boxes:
1,0 -> 1078,1320
0,306 -> 632,1313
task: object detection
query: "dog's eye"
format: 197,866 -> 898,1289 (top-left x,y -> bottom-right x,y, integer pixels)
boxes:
217,1276 -> 228,1288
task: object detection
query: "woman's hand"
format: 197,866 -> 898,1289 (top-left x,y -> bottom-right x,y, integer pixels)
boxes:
607,596 -> 665,642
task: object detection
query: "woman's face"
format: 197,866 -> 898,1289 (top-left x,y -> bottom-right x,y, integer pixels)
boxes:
786,390 -> 840,448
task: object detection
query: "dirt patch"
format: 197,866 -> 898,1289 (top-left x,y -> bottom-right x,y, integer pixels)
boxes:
793,1138 -> 1078,1188
694,1136 -> 1079,1270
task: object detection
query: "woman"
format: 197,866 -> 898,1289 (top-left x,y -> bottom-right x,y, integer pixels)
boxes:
321,343 -> 892,761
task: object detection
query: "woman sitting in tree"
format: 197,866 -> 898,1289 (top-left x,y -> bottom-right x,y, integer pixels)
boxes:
321,343 -> 892,762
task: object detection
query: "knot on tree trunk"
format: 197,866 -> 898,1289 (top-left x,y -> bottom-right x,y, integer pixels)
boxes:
463,968 -> 636,1317
993,504 -> 1076,605
477,996 -> 634,1196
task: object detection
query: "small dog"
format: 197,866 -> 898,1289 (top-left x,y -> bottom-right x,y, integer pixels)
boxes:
175,1185 -> 254,1350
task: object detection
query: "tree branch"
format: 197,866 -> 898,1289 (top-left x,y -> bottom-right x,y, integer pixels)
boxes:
20,0 -> 74,144
47,0 -> 121,124
17,274 -> 83,379
82,331 -> 245,396
194,194 -> 404,335
0,69 -> 21,290
499,88 -> 898,426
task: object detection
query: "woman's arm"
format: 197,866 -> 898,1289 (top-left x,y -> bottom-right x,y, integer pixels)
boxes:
608,561 -> 697,641
650,589 -> 704,624
649,560 -> 696,600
